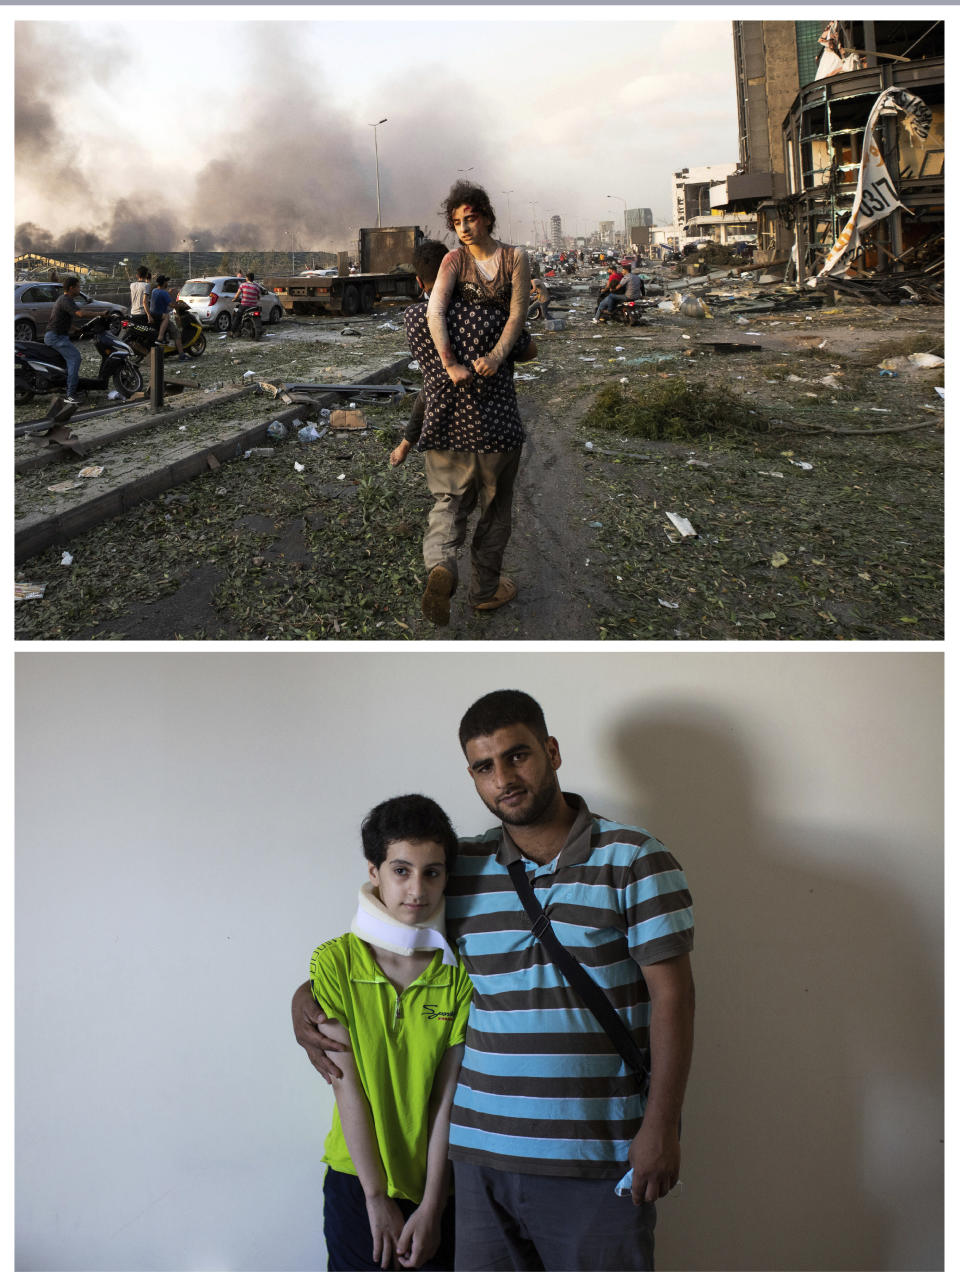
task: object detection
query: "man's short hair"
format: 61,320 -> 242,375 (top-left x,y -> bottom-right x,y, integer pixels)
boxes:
246,272 -> 255,281
137,265 -> 150,279
458,690 -> 549,751
412,239 -> 449,284
361,794 -> 458,869
63,276 -> 80,291
441,180 -> 496,235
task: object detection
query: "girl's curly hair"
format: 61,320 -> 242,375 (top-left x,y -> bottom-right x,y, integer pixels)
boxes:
441,180 -> 496,235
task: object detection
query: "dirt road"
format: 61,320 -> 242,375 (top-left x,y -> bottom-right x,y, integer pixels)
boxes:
14,274 -> 944,641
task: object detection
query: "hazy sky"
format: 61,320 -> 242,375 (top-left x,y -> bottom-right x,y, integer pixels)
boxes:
14,9 -> 741,251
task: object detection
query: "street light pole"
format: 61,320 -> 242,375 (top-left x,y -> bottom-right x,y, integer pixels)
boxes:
369,118 -> 388,228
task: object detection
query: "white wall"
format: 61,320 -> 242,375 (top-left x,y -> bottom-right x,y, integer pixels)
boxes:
15,651 -> 943,1270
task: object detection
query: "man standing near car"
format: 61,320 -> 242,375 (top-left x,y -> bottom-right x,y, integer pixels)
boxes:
231,272 -> 263,335
42,277 -> 90,408
292,689 -> 695,1272
129,265 -> 152,319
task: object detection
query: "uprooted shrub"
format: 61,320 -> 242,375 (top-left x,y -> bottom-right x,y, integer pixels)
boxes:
583,378 -> 770,441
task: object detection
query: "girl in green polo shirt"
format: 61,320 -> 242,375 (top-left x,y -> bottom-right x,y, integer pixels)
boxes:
310,794 -> 472,1272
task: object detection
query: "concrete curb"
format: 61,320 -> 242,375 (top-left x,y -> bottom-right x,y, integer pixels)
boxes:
15,357 -> 415,564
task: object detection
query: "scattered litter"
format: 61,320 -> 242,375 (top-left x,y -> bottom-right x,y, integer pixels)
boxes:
298,424 -> 322,443
514,372 -> 539,381
340,327 -> 361,337
819,374 -> 843,389
587,520 -> 603,529
584,441 -> 594,452
770,551 -> 789,567
408,361 -> 420,371
580,356 -> 598,362
330,409 -> 368,428
178,424 -> 188,432
266,420 -> 288,439
377,321 -> 400,331
935,387 -> 945,399
879,352 -> 944,372
878,369 -> 899,378
77,466 -> 104,478
758,470 -> 784,478
673,294 -> 711,319
743,331 -> 762,336
244,447 -> 275,459
15,583 -> 46,601
658,599 -> 680,609
60,551 -> 74,566
242,369 -> 256,379
47,480 -> 83,493
681,334 -> 691,340
337,473 -> 346,481
666,512 -> 696,538
293,461 -> 305,473
790,460 -> 814,471
106,390 -> 121,400
614,346 -> 625,352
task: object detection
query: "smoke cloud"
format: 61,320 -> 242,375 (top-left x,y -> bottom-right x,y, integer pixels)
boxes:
15,22 -> 497,253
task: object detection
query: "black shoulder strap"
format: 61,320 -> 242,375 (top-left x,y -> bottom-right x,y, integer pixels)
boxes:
507,858 -> 649,1080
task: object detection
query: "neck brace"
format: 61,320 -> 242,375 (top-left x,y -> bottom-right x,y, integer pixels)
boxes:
351,882 -> 455,966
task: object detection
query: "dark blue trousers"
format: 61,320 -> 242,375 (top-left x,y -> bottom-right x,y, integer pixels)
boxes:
323,1167 -> 455,1272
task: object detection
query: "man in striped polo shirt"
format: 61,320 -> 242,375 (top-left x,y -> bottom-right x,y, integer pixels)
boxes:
293,689 -> 695,1271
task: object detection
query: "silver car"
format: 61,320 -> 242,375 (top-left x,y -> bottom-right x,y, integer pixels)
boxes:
14,281 -> 126,341
177,276 -> 284,331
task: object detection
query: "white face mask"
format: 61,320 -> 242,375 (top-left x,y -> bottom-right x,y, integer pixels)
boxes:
351,882 -> 455,965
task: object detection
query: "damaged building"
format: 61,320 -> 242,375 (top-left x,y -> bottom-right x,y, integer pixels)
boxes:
731,19 -> 944,277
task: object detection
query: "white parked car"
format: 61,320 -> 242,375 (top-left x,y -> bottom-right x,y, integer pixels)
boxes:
177,276 -> 284,331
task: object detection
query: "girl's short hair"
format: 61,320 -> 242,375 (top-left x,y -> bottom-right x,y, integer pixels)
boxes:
441,180 -> 496,235
361,794 -> 458,869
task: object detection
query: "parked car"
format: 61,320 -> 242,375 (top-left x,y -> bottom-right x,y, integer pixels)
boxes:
14,281 -> 127,341
177,276 -> 284,331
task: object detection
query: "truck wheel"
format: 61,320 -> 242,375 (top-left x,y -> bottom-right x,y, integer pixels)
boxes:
359,284 -> 376,313
341,284 -> 360,316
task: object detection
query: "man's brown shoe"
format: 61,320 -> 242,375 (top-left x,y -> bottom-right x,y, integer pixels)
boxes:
472,577 -> 518,612
421,565 -> 455,626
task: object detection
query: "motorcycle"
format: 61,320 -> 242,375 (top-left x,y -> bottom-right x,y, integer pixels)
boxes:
231,303 -> 264,341
121,299 -> 207,360
595,297 -> 649,328
15,315 -> 144,404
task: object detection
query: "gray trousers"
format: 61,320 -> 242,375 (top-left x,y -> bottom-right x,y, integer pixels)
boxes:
452,1161 -> 656,1272
422,448 -> 521,605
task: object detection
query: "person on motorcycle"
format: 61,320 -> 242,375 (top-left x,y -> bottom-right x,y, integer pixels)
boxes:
593,265 -> 646,322
42,277 -> 91,409
149,275 -> 187,360
231,272 -> 263,335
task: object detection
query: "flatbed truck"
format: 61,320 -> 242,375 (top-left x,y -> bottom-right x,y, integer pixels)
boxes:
265,225 -> 424,317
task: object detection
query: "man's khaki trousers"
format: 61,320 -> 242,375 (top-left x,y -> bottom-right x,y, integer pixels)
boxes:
422,448 -> 522,605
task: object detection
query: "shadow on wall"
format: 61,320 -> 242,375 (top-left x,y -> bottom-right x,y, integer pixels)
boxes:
609,703 -> 942,1272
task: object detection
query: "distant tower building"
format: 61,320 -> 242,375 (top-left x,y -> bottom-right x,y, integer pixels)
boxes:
550,215 -> 563,248
598,220 -> 615,244
625,207 -> 654,245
